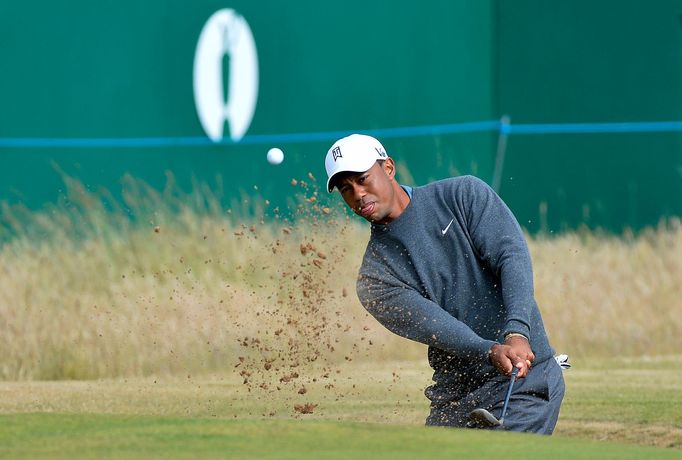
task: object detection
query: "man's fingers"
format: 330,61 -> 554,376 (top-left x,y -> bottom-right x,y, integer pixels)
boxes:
500,356 -> 514,375
512,358 -> 531,378
490,344 -> 533,377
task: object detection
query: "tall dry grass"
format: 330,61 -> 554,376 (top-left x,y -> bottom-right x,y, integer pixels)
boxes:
531,222 -> 682,358
0,176 -> 680,380
0,175 -> 410,381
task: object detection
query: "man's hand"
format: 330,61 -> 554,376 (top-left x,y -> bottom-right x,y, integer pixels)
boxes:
489,338 -> 534,379
505,334 -> 535,369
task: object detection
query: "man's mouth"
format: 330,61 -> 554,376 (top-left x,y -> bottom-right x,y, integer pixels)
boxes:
360,202 -> 375,217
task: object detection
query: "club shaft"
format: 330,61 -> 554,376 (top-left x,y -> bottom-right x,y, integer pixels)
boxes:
500,367 -> 519,422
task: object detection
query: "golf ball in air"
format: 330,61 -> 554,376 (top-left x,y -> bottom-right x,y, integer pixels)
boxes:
267,148 -> 284,165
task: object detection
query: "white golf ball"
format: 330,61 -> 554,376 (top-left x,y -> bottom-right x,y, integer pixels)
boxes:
267,147 -> 284,165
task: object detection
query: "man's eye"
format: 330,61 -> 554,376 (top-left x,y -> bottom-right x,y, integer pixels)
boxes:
358,176 -> 367,184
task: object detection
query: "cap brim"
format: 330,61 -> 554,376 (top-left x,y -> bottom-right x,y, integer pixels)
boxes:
326,166 -> 370,193
327,172 -> 343,193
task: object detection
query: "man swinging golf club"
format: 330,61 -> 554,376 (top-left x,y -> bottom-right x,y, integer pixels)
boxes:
325,134 -> 565,434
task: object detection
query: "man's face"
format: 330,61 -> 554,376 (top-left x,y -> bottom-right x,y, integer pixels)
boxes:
334,160 -> 400,224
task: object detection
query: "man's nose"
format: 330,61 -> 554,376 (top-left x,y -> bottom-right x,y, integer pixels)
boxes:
352,183 -> 366,202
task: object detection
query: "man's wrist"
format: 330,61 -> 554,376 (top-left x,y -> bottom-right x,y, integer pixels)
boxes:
504,332 -> 528,341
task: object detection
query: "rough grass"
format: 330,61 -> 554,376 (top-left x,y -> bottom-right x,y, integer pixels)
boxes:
0,176 -> 680,380
531,222 -> 682,357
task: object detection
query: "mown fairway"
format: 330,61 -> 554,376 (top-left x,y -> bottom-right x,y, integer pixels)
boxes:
1,415 -> 679,460
0,357 -> 680,458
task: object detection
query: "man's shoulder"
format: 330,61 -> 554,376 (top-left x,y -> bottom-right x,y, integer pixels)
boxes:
418,175 -> 488,194
359,231 -> 402,276
411,176 -> 491,205
357,238 -> 393,291
361,235 -> 389,263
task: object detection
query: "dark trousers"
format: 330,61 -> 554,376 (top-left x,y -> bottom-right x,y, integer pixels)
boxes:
425,357 -> 565,434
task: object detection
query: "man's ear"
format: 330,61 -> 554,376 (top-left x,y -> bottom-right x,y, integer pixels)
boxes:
382,158 -> 396,180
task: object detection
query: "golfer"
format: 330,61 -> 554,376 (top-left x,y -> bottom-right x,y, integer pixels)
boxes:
324,134 -> 565,434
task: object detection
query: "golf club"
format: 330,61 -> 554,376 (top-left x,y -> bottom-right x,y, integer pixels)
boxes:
468,366 -> 519,428
555,354 -> 571,369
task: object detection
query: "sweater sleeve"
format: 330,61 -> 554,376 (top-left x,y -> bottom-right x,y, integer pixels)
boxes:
458,176 -> 536,339
357,271 -> 497,361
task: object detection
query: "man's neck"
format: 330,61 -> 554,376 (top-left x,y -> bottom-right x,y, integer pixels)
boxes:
380,183 -> 411,224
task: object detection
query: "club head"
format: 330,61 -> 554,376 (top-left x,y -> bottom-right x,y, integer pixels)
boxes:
468,408 -> 501,427
555,354 -> 571,370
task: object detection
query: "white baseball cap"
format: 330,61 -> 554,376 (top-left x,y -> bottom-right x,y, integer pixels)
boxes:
325,134 -> 388,192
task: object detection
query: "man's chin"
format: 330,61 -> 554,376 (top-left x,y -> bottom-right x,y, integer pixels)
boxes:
363,212 -> 389,225
355,210 -> 376,223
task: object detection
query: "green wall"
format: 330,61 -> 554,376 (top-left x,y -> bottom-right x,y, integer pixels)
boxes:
0,0 -> 495,215
1,1 -> 680,232
495,1 -> 682,231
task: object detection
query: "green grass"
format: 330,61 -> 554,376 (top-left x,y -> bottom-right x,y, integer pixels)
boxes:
557,357 -> 682,447
0,415 -> 679,460
0,358 -> 680,458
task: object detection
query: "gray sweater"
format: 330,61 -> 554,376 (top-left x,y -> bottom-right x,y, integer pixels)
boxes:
356,175 -> 554,402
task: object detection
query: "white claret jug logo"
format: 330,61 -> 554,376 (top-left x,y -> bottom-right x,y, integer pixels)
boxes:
193,9 -> 259,142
